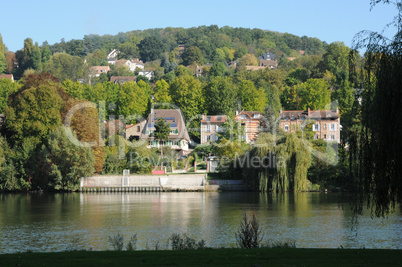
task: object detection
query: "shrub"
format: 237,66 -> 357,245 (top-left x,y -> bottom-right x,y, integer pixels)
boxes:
169,233 -> 206,250
236,213 -> 263,248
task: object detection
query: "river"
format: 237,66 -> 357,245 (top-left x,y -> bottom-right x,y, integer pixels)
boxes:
0,192 -> 401,253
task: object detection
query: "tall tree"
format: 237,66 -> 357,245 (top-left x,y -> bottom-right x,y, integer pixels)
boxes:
138,36 -> 165,62
350,0 -> 402,217
181,46 -> 204,66
153,117 -> 171,166
238,80 -> 267,112
1,73 -> 66,147
204,76 -> 237,115
298,78 -> 331,110
44,53 -> 88,81
36,126 -> 95,190
153,79 -> 172,108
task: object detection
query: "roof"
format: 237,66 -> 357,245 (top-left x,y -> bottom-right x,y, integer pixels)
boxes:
280,108 -> 339,120
260,53 -> 276,60
0,74 -> 14,81
126,120 -> 146,129
235,111 -> 262,120
246,66 -> 266,71
90,66 -> 110,73
142,109 -> 190,140
201,115 -> 227,123
110,76 -> 136,83
115,59 -> 129,66
131,58 -> 144,65
259,59 -> 278,67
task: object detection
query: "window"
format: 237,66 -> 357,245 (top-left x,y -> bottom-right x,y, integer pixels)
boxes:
206,124 -> 211,132
137,126 -> 140,132
314,134 -> 319,139
323,124 -> 326,130
331,135 -> 335,140
330,124 -> 337,131
313,124 -> 320,131
324,134 -> 327,139
207,135 -> 211,141
284,125 -> 289,132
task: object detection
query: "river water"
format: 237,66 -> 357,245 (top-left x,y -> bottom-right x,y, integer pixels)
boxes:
0,192 -> 401,253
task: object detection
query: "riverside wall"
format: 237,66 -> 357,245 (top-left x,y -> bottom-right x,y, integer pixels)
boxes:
80,174 -> 247,192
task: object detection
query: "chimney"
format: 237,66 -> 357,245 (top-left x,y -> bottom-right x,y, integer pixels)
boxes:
236,109 -> 239,115
308,107 -> 311,116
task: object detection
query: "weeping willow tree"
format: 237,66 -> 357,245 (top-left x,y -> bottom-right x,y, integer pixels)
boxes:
350,0 -> 402,217
237,132 -> 311,192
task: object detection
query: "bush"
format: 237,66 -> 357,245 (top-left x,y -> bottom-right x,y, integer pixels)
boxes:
236,213 -> 263,249
169,233 -> 206,250
108,233 -> 137,251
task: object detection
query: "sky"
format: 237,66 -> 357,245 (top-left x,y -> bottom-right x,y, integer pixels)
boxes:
0,0 -> 396,52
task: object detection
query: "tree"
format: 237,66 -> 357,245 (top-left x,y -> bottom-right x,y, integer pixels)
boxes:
31,42 -> 42,70
0,77 -> 20,113
204,76 -> 237,115
298,78 -> 331,110
41,42 -> 52,64
169,75 -> 205,120
44,53 -> 88,81
0,53 -> 6,74
138,36 -> 165,62
169,75 -> 205,141
1,73 -> 66,146
153,117 -> 171,166
118,42 -> 139,59
5,51 -> 17,74
61,98 -> 105,173
240,54 -> 258,66
116,81 -> 151,119
349,0 -> 402,217
238,80 -> 267,112
181,46 -> 204,66
0,135 -> 18,191
37,126 -> 95,190
209,62 -> 227,77
153,79 -> 172,108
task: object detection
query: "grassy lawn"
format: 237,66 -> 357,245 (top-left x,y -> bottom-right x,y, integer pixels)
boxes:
1,248 -> 401,266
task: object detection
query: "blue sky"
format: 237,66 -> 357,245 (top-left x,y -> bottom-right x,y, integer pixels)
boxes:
0,0 -> 396,52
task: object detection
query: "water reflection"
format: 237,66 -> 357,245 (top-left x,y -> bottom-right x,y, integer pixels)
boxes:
0,192 -> 401,253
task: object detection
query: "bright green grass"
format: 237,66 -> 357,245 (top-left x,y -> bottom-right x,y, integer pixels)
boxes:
1,248 -> 401,267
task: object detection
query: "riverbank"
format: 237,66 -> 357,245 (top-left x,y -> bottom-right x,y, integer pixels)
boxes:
1,248 -> 401,266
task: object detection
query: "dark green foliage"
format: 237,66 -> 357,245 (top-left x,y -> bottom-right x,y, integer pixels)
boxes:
36,126 -> 95,190
153,117 -> 170,142
350,0 -> 402,217
181,46 -> 204,66
138,36 -> 165,62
